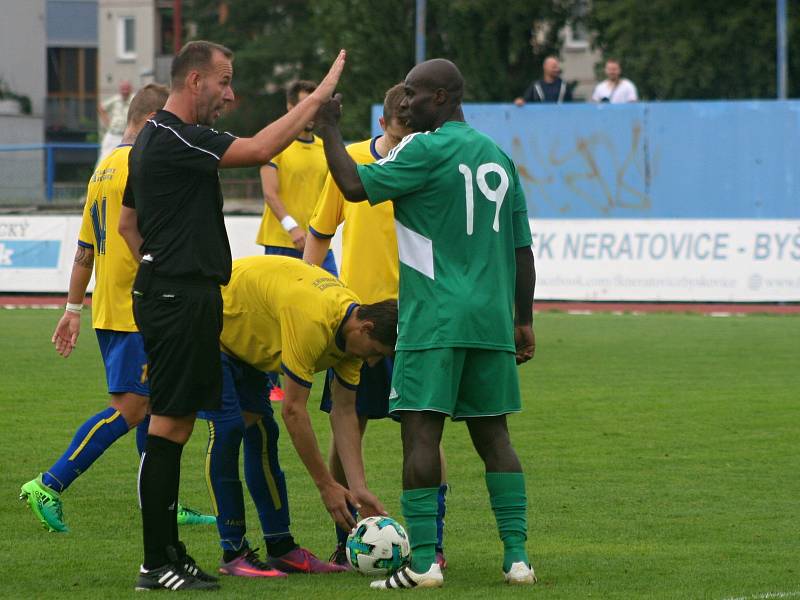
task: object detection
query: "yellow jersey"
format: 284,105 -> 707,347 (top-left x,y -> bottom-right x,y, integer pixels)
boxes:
255,136 -> 329,248
308,137 -> 399,303
220,255 -> 363,388
78,144 -> 138,332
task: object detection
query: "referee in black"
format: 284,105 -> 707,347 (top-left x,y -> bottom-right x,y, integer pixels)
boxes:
119,41 -> 346,591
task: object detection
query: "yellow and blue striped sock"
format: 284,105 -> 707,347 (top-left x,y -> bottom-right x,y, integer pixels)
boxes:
243,415 -> 292,546
42,407 -> 129,492
135,414 -> 150,455
204,416 -> 246,552
436,483 -> 448,551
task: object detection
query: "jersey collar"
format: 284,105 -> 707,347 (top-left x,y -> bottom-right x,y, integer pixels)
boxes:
369,136 -> 382,160
335,303 -> 359,352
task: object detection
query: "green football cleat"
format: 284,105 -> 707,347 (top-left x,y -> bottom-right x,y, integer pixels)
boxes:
19,475 -> 68,533
177,503 -> 216,526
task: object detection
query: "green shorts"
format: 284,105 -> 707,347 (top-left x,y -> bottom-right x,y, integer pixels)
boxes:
389,347 -> 522,420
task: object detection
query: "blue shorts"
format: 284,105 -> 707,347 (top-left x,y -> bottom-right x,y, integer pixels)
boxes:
263,245 -> 338,277
95,329 -> 149,396
198,352 -> 272,422
320,357 -> 394,420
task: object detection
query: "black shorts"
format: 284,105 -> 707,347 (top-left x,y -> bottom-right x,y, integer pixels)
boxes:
132,269 -> 223,417
319,357 -> 394,420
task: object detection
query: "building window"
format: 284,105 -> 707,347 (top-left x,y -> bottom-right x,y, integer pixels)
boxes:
117,16 -> 136,60
46,47 -> 98,135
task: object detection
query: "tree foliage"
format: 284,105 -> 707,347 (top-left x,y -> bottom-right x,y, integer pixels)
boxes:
590,0 -> 800,100
189,0 -> 569,140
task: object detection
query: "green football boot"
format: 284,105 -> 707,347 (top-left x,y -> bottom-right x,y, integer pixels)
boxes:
176,502 -> 216,526
19,475 -> 68,533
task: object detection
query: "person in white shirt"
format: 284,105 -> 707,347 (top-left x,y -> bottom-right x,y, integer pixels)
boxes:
97,80 -> 133,162
591,59 -> 638,104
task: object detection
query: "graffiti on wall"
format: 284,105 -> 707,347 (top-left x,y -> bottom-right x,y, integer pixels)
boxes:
511,121 -> 656,217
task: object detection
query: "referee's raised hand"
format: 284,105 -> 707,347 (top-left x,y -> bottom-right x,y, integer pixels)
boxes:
313,49 -> 347,101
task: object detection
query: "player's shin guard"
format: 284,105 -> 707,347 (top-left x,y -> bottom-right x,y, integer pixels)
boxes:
205,417 -> 247,552
42,407 -> 130,493
486,472 -> 529,571
401,488 -> 439,573
139,435 -> 182,569
243,414 -> 293,554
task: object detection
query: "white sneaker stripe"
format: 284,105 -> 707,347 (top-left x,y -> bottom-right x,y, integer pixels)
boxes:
172,578 -> 185,589
158,570 -> 174,583
396,572 -> 408,587
165,574 -> 180,587
399,569 -> 418,587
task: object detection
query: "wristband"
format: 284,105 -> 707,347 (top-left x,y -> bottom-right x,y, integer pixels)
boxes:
281,215 -> 299,232
65,302 -> 83,314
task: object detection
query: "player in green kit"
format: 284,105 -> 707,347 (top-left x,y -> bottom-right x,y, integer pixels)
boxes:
316,58 -> 537,589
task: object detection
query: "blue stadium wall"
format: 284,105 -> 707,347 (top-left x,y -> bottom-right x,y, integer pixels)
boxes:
371,101 -> 800,302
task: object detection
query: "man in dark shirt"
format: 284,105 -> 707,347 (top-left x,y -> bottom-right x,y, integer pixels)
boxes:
514,56 -> 573,105
118,40 -> 346,591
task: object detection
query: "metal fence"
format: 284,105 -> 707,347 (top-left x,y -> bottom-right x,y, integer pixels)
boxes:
0,143 -> 97,205
0,142 -> 263,207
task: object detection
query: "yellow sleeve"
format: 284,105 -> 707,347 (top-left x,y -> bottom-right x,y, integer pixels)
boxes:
279,308 -> 329,388
78,187 -> 96,248
333,356 -> 362,389
269,151 -> 282,170
308,173 -> 345,239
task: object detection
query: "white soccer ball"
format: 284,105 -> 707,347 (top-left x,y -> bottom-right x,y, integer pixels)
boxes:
345,516 -> 411,576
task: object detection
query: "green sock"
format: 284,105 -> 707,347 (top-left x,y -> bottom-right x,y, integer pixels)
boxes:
486,472 -> 529,572
401,487 -> 439,573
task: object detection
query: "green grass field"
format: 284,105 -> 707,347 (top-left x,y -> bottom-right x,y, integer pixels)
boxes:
1,309 -> 798,599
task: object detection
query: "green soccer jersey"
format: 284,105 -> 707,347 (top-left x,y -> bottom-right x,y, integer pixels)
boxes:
357,120 -> 532,351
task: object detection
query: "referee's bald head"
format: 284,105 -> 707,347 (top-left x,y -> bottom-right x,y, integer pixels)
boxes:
170,41 -> 233,89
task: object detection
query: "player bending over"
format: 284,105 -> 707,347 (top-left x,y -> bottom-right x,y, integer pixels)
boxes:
317,58 -> 537,589
196,255 -> 394,577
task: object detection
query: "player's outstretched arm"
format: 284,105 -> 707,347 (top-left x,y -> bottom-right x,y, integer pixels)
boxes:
52,245 -> 94,358
514,245 -> 536,364
315,94 -> 367,201
219,50 -> 347,168
280,376 -> 359,531
329,379 -> 387,517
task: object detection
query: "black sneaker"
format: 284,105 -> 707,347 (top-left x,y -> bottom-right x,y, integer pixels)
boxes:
134,563 -> 220,591
328,544 -> 351,569
173,542 -> 219,582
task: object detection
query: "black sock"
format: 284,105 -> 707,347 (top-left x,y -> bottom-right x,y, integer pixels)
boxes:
139,434 -> 183,569
266,535 -> 297,558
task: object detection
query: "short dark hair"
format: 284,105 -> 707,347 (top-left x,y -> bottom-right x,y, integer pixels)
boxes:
127,83 -> 169,125
286,80 -> 317,105
382,83 -> 405,123
170,40 -> 233,87
358,300 -> 398,348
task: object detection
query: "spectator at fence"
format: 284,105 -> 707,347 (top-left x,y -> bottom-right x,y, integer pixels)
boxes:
97,80 -> 133,162
591,59 -> 638,104
515,56 -> 573,105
